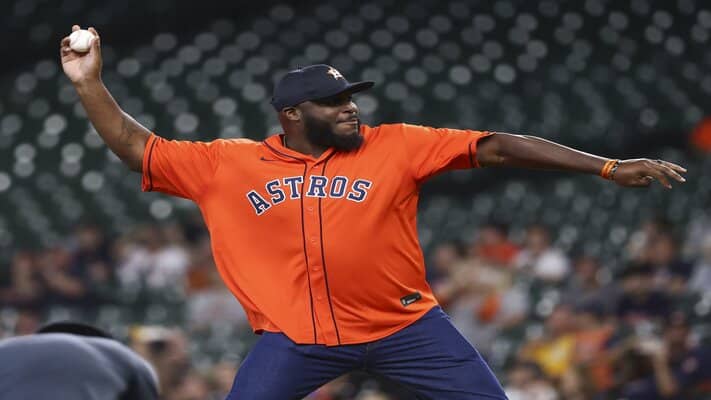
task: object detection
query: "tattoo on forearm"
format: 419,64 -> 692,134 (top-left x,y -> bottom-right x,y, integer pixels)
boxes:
119,115 -> 138,147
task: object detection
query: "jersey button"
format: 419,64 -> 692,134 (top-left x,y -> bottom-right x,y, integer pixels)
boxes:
312,265 -> 320,271
310,237 -> 317,243
316,295 -> 324,301
307,206 -> 314,212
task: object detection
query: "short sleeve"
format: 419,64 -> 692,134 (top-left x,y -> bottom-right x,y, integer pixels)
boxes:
398,123 -> 493,182
141,134 -> 221,200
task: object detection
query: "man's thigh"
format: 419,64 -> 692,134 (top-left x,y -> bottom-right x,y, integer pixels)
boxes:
367,307 -> 508,400
227,332 -> 363,400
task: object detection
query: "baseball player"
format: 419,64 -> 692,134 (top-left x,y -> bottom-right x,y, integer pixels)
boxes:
61,25 -> 686,399
0,322 -> 159,399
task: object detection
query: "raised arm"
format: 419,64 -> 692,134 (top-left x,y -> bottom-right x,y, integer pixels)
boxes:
60,25 -> 150,172
476,133 -> 687,188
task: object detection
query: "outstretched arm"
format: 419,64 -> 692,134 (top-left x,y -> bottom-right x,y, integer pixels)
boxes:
60,25 -> 150,172
476,133 -> 686,188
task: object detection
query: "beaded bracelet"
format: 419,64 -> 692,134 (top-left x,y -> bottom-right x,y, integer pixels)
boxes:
608,160 -> 621,181
600,159 -> 620,180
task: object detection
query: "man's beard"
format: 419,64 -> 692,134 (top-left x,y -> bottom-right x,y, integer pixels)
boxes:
303,114 -> 363,151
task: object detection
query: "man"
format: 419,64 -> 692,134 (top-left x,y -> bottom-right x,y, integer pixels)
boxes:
60,25 -> 686,399
0,322 -> 159,399
617,311 -> 711,399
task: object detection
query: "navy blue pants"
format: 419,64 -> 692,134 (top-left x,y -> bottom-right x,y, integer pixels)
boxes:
227,306 -> 507,399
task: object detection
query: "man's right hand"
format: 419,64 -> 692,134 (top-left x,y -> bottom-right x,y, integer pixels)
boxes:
61,25 -> 102,85
58,24 -> 149,173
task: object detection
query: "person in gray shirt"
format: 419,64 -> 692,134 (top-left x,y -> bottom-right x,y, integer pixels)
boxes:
0,322 -> 159,400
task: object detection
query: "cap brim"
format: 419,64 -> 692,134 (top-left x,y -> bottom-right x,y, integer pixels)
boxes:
282,81 -> 375,110
310,81 -> 374,103
340,81 -> 374,95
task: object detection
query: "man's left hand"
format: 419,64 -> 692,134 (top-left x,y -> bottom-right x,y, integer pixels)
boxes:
613,159 -> 687,189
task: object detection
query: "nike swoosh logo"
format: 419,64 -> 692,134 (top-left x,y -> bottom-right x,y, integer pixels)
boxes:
260,157 -> 280,162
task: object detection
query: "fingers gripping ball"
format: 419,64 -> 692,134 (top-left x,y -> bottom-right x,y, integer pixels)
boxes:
69,29 -> 96,53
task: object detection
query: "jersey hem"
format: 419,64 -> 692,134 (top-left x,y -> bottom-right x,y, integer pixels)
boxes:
332,304 -> 437,346
257,303 -> 439,346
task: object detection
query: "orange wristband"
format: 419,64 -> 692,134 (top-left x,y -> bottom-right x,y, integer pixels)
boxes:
600,159 -> 619,180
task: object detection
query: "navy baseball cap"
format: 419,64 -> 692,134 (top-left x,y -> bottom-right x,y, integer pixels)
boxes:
271,64 -> 374,111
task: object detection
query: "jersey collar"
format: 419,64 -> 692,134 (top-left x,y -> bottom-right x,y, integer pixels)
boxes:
263,134 -> 336,164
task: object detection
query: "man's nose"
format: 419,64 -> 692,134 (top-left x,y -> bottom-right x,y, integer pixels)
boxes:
344,101 -> 358,114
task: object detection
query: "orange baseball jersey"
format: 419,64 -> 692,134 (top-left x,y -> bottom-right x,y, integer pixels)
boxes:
142,123 -> 492,345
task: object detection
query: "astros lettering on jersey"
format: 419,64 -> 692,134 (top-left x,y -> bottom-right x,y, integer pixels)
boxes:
142,123 -> 491,345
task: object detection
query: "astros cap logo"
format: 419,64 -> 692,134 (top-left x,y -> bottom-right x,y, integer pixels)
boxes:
327,67 -> 344,80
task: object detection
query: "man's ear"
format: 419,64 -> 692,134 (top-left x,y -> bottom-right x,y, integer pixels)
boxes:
283,107 -> 301,121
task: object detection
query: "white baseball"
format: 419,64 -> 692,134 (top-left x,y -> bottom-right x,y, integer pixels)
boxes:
69,29 -> 95,53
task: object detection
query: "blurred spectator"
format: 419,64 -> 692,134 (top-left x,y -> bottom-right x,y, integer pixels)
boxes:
626,217 -> 672,264
73,224 -> 114,302
429,243 -> 471,309
13,308 -> 42,336
515,225 -> 570,283
572,304 -> 615,393
171,369 -> 210,400
186,237 -> 247,331
616,311 -> 711,399
36,247 -> 76,303
432,241 -> 528,356
426,241 -> 466,284
208,361 -> 238,399
117,224 -> 190,290
688,233 -> 711,294
0,251 -> 44,308
504,361 -> 559,400
647,233 -> 693,295
558,368 -> 589,400
38,241 -> 112,309
470,222 -> 520,267
561,255 -> 617,314
186,236 -> 217,293
615,264 -> 671,325
71,224 -> 113,278
520,304 -> 577,379
684,210 -> 711,258
29,224 -> 114,310
450,264 -> 527,358
130,326 -> 190,397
